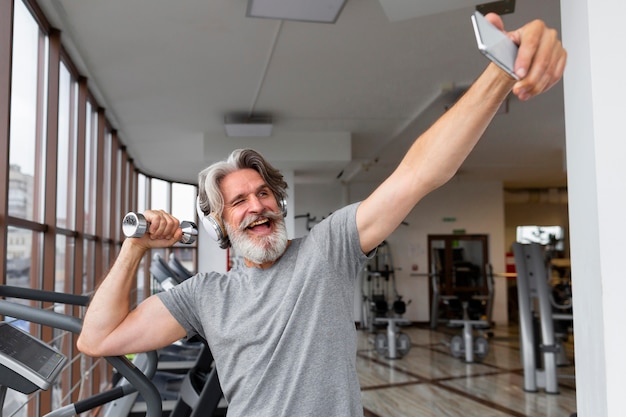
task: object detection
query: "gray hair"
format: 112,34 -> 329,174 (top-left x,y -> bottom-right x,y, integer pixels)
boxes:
197,149 -> 288,216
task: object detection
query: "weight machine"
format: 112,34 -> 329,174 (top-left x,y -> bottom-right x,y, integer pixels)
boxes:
445,264 -> 495,363
361,241 -> 412,359
512,242 -> 574,394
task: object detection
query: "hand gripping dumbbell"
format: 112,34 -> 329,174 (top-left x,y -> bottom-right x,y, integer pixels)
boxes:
122,212 -> 198,244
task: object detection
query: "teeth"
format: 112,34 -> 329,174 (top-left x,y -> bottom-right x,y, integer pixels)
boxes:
248,218 -> 268,228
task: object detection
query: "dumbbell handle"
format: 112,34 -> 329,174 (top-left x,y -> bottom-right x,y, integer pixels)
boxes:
122,212 -> 198,244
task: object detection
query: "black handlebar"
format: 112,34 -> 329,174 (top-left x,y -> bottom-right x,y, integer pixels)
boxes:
0,286 -> 162,417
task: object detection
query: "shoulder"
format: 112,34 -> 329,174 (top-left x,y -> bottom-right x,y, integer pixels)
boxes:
309,202 -> 360,234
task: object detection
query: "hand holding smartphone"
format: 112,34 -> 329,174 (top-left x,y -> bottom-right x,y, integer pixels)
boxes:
471,11 -> 519,80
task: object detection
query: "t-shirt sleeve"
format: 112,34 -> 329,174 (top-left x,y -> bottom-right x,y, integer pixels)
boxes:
307,202 -> 375,281
156,275 -> 208,340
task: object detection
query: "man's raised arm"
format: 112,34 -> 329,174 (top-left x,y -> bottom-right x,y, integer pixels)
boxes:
357,15 -> 566,254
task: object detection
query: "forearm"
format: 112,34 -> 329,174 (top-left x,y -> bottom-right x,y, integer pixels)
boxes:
399,63 -> 515,192
77,240 -> 147,355
358,64 -> 515,252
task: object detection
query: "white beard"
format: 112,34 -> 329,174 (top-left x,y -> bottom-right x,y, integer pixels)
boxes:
225,211 -> 288,265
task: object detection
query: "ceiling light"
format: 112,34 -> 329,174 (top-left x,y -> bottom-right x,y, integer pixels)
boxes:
224,115 -> 273,137
246,0 -> 347,23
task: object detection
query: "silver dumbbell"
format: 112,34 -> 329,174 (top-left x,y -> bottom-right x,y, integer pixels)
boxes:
122,212 -> 198,244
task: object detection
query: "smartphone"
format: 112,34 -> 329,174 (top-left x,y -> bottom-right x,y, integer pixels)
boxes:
471,11 -> 519,80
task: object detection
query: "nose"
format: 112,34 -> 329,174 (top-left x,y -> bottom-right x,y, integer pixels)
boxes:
247,195 -> 264,213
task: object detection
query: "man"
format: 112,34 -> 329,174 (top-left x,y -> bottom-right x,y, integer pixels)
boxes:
77,14 -> 566,417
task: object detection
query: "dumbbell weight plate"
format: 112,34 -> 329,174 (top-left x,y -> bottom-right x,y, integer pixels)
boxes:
375,333 -> 388,356
474,336 -> 489,359
450,335 -> 464,358
396,332 -> 411,357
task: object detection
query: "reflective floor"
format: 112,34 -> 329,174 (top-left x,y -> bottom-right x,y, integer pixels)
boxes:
357,324 -> 576,417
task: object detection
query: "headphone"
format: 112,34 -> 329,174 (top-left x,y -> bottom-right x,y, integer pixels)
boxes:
196,196 -> 287,249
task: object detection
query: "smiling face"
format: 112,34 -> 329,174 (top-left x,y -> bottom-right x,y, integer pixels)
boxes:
220,168 -> 288,267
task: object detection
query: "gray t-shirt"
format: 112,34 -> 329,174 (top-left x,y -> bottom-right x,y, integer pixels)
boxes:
158,202 -> 371,417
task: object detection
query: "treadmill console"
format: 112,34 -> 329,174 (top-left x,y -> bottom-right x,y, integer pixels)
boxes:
0,322 -> 67,394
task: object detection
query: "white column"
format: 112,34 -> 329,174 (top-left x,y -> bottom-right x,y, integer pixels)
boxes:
561,1 -> 626,415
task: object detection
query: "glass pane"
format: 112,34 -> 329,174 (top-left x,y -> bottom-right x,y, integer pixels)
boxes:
8,165 -> 31,219
57,61 -> 77,229
84,102 -> 98,234
135,255 -> 146,305
83,240 -> 95,295
172,183 -> 196,223
6,226 -> 34,288
112,147 -> 122,239
516,225 -> 565,251
55,235 -> 67,293
452,240 -> 485,288
150,178 -> 168,211
102,130 -> 112,237
8,1 -> 46,222
103,244 -> 111,273
137,173 -> 147,213
429,239 -> 446,289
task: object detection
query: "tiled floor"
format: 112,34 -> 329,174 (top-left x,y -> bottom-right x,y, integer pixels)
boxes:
357,324 -> 576,417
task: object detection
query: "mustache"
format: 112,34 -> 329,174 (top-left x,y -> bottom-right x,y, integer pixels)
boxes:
237,210 -> 283,231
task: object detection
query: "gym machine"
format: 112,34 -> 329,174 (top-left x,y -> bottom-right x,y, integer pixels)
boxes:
512,242 -> 574,394
0,322 -> 67,407
362,241 -> 412,359
447,301 -> 490,363
168,253 -> 195,280
0,284 -> 225,417
446,264 -> 494,362
0,213 -> 221,417
0,285 -> 162,417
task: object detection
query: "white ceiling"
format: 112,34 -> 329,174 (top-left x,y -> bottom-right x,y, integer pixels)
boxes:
37,0 -> 566,188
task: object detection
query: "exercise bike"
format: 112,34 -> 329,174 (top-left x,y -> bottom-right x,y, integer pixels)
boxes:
0,285 -> 162,417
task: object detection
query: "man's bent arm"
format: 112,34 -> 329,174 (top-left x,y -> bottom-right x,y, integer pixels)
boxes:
77,212 -> 187,357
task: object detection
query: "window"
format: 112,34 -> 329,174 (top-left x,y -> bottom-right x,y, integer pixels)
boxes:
516,225 -> 565,251
1,2 -> 199,414
8,0 -> 46,222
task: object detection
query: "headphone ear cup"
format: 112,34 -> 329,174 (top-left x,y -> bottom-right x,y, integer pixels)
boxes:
196,198 -> 230,248
205,214 -> 230,249
279,198 -> 287,217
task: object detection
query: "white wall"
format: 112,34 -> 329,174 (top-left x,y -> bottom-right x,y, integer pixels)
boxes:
293,181 -> 347,238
